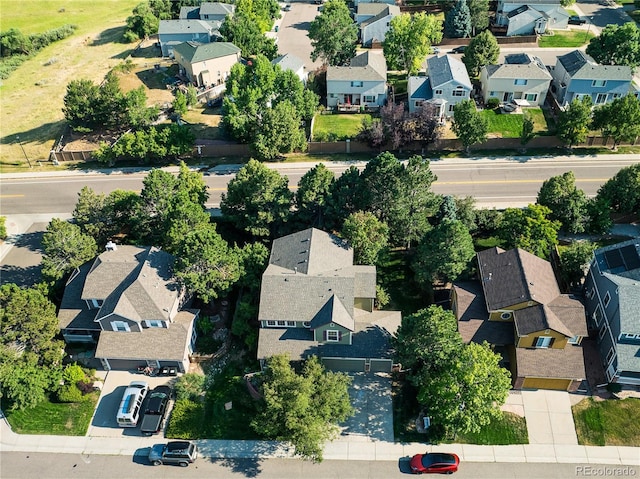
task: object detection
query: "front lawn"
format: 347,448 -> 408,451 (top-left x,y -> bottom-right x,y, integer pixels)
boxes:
456,411 -> 528,445
313,113 -> 370,141
538,30 -> 596,48
481,108 -> 549,138
5,393 -> 99,435
573,397 -> 640,446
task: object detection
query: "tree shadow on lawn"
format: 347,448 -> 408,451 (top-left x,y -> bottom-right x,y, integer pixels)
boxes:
90,26 -> 128,47
0,120 -> 67,147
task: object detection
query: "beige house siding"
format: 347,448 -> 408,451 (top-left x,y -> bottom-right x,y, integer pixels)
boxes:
489,300 -> 538,321
481,74 -> 550,106
520,377 -> 572,390
177,52 -> 240,87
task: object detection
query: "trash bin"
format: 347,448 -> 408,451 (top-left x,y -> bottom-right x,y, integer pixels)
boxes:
275,26 -> 279,32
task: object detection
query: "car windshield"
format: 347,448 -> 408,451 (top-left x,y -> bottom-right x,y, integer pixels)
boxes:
421,453 -> 455,467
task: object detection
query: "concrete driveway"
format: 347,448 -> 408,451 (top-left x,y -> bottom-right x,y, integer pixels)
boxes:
521,390 -> 578,445
87,370 -> 178,438
338,373 -> 394,443
275,1 -> 324,73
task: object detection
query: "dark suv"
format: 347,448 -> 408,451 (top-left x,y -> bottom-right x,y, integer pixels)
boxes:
568,15 -> 586,25
149,441 -> 198,467
140,385 -> 171,436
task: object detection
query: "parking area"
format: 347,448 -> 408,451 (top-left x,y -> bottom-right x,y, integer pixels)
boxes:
87,370 -> 178,438
338,372 -> 394,443
276,1 -> 324,73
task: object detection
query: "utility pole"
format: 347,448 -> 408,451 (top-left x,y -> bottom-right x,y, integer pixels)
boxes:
15,135 -> 33,168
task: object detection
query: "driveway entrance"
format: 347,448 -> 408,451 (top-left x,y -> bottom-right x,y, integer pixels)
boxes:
522,389 -> 578,444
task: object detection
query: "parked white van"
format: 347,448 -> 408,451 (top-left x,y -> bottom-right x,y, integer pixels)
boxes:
116,381 -> 149,427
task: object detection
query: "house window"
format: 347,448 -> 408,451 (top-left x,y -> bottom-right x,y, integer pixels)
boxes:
435,89 -> 443,95
524,93 -> 538,102
144,320 -> 164,328
622,333 -> 640,340
489,91 -> 496,96
91,299 -> 102,309
350,81 -> 363,87
330,93 -> 335,98
448,104 -> 455,111
534,336 -> 552,348
604,292 -> 611,307
415,100 -> 424,107
592,80 -> 607,87
326,330 -> 340,342
599,322 -> 607,340
303,321 -> 311,328
596,93 -> 608,104
452,88 -> 466,97
111,321 -> 130,332
266,320 -> 276,327
276,320 -> 287,326
514,79 -> 527,85
606,347 -> 615,365
363,95 -> 375,103
587,288 -> 595,300
500,312 -> 512,320
568,335 -> 580,345
286,321 -> 296,327
593,304 -> 603,325
612,93 -> 621,99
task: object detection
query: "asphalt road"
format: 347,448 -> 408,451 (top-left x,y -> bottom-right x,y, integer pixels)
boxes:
1,157 -> 639,215
575,0 -> 633,29
3,452 -> 637,479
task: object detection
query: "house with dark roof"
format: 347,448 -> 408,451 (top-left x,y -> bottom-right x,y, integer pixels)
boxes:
480,53 -> 552,106
179,2 -> 235,21
451,247 -> 588,391
408,54 -> 472,118
584,239 -> 640,386
326,51 -> 387,109
355,4 -> 400,47
494,0 -> 569,36
173,41 -> 241,87
158,20 -> 222,57
58,245 -> 198,373
272,53 -> 306,83
551,50 -> 637,107
256,228 -> 401,372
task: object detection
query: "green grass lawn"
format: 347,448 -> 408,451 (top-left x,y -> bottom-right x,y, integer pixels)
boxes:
475,236 -> 503,250
388,72 -> 409,96
573,397 -> 640,446
456,412 -> 528,445
5,393 -> 98,435
313,113 -> 370,141
481,108 -> 549,138
538,30 -> 597,48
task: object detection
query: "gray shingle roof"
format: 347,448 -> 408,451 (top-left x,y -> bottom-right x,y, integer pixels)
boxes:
179,6 -> 200,19
617,341 -> 640,374
199,2 -> 235,16
427,54 -> 472,90
158,19 -> 219,35
357,3 -> 389,16
484,62 -> 551,80
408,75 -> 432,101
310,295 -> 354,331
360,5 -> 400,28
58,262 -> 100,331
173,41 -> 240,64
327,51 -> 387,82
515,345 -> 586,380
558,50 -> 632,80
271,53 -> 305,74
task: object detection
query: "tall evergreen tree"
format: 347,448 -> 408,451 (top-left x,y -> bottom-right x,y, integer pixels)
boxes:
444,0 -> 472,39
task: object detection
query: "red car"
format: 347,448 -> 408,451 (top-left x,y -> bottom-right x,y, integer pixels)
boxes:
410,452 -> 460,474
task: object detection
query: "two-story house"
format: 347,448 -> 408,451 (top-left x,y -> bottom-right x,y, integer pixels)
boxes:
58,244 -> 198,373
408,54 -> 472,118
551,50 -> 634,107
355,4 -> 400,47
480,53 -> 552,106
179,2 -> 235,22
326,51 -> 387,110
158,20 -> 222,57
272,53 -> 307,83
173,41 -> 241,88
256,228 -> 401,372
583,240 -> 640,386
452,247 -> 588,391
495,0 -> 569,36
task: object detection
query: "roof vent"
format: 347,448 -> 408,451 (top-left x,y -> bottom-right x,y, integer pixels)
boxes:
105,241 -> 118,251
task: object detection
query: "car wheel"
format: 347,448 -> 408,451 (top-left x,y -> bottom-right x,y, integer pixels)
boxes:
446,472 -> 453,475
179,462 -> 189,467
152,460 -> 162,466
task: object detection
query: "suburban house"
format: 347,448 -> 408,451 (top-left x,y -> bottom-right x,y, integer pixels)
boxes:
407,54 -> 472,118
272,53 -> 307,83
480,53 -> 552,106
173,41 -> 241,87
179,2 -> 235,21
494,0 -> 569,36
353,0 -> 396,6
158,20 -> 221,57
326,51 -> 387,110
551,50 -> 635,107
355,4 -> 400,47
583,239 -> 640,386
452,247 -> 588,391
256,228 -> 401,372
58,244 -> 198,373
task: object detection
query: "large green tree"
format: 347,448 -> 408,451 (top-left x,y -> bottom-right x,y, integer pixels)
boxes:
308,0 -> 358,66
559,241 -> 597,289
220,11 -> 278,59
452,99 -> 488,152
444,0 -> 472,39
497,204 -> 561,259
462,29 -> 499,77
536,171 -> 589,234
341,211 -> 389,265
468,0 -> 489,36
253,100 -> 307,160
252,354 -> 354,462
412,219 -> 475,286
41,219 -> 97,283
124,2 -> 160,42
383,12 -> 443,75
221,159 -> 293,238
591,94 -> 640,149
236,0 -> 281,33
295,163 -> 335,228
596,163 -> 640,215
359,152 -> 405,225
325,166 -> 366,230
557,97 -> 592,148
586,22 -> 640,68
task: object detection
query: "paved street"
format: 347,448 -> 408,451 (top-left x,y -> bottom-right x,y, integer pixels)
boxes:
275,1 -> 323,73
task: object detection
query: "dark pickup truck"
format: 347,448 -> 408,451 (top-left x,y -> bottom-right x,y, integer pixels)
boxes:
140,385 -> 171,436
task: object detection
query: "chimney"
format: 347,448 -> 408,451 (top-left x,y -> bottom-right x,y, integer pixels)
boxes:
105,241 -> 117,251
294,267 -> 298,274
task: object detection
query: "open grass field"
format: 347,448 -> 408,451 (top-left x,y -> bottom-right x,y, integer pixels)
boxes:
313,113 -> 370,141
573,397 -> 640,446
538,30 -> 596,48
0,0 -> 140,169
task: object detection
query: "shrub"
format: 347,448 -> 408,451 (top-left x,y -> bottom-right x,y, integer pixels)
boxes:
487,97 -> 500,109
0,216 -> 6,240
57,385 -> 83,403
165,398 -> 205,439
174,373 -> 205,401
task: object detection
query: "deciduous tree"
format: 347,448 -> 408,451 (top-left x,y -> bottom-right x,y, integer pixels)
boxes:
591,94 -> 640,149
596,163 -> 640,215
586,22 -> 640,68
497,204 -> 561,259
341,211 -> 389,265
41,219 -> 97,283
462,29 -> 499,77
220,11 -> 278,59
252,100 -> 307,160
559,241 -> 597,288
468,0 -> 489,36
556,96 -> 592,148
124,2 -> 160,42
536,171 -> 589,234
308,0 -> 358,66
452,99 -> 488,152
295,163 -> 335,228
